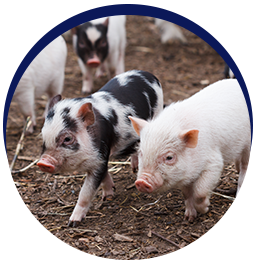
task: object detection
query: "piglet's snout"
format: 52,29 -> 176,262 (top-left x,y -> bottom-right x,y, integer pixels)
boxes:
135,178 -> 153,193
135,172 -> 163,193
87,57 -> 101,68
37,155 -> 58,174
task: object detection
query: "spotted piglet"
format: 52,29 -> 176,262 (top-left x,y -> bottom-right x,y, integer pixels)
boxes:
37,70 -> 163,227
72,16 -> 126,94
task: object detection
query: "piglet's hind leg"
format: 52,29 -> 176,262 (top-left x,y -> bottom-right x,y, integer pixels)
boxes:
101,172 -> 115,200
182,186 -> 197,222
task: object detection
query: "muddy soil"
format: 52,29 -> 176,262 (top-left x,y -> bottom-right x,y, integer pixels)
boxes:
6,16 -> 237,260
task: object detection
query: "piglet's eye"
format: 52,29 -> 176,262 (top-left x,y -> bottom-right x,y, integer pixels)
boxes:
63,135 -> 74,146
164,153 -> 176,165
101,40 -> 107,47
78,41 -> 86,49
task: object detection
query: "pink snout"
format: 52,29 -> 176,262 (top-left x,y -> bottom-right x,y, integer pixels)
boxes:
135,172 -> 164,193
135,179 -> 154,193
87,58 -> 101,68
37,156 -> 57,174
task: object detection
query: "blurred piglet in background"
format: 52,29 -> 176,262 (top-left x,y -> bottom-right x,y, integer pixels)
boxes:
224,63 -> 235,78
72,16 -> 126,95
37,70 -> 163,227
130,79 -> 251,222
155,18 -> 187,44
12,36 -> 67,133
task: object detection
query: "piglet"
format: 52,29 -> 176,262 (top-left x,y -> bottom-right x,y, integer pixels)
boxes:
129,79 -> 251,222
12,36 -> 67,133
72,16 -> 126,95
155,18 -> 187,44
37,70 -> 163,227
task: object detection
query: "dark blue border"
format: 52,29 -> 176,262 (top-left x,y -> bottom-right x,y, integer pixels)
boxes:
1,4 -> 257,263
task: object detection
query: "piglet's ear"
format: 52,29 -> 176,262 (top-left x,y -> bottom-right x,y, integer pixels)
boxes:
48,94 -> 62,111
180,129 -> 199,148
77,102 -> 95,126
129,116 -> 148,136
103,17 -> 109,27
71,26 -> 79,35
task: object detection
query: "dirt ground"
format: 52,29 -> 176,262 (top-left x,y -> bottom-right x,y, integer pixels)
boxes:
6,16 -> 237,260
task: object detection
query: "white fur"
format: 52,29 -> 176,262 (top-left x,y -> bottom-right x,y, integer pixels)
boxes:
155,18 -> 187,44
85,27 -> 101,45
137,79 -> 251,220
116,69 -> 141,86
12,36 -> 67,133
229,68 -> 235,78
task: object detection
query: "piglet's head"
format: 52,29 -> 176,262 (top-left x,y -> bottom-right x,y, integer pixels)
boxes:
38,96 -> 98,174
72,18 -> 109,68
129,116 -> 199,192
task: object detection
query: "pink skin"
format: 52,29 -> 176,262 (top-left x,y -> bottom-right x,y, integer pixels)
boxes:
37,154 -> 58,174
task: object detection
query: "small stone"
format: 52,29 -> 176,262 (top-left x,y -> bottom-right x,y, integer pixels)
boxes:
95,236 -> 104,243
200,79 -> 210,85
145,246 -> 158,254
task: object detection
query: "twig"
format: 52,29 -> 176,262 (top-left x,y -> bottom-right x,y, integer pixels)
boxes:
108,161 -> 131,165
119,196 -> 128,206
9,116 -> 32,171
214,188 -> 237,195
51,204 -> 75,211
49,226 -> 63,232
68,228 -> 98,234
177,233 -> 192,243
151,231 -> 182,249
130,206 -> 150,217
211,191 -> 235,201
223,170 -> 234,178
33,212 -> 70,216
17,156 -> 36,161
54,175 -> 86,179
138,195 -> 163,212
11,159 -> 39,174
108,166 -> 122,174
133,46 -> 154,53
224,166 -> 237,173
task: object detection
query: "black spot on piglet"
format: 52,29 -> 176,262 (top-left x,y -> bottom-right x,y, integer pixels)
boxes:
62,107 -> 71,115
46,109 -> 55,120
61,107 -> 78,133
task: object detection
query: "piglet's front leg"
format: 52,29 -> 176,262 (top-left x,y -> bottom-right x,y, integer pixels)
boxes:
68,174 -> 98,227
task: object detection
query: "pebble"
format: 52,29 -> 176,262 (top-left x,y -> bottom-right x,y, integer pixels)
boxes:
145,246 -> 158,254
